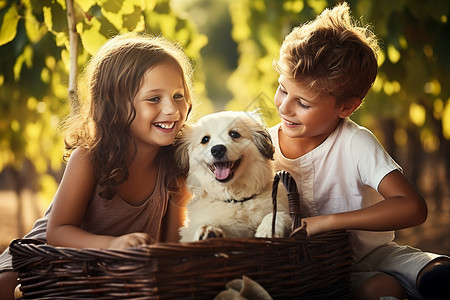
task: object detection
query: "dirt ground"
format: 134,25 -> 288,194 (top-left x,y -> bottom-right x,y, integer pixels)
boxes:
0,190 -> 48,252
1,189 -> 450,255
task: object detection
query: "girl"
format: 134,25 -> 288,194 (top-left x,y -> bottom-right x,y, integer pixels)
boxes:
0,32 -> 194,299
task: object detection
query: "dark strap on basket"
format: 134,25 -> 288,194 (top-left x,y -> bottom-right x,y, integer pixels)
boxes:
272,171 -> 302,237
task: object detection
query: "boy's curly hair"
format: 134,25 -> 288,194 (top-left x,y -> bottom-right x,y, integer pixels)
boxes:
274,2 -> 379,104
62,33 -> 194,199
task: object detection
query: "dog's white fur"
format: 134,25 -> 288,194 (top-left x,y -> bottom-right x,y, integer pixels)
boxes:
176,111 -> 291,242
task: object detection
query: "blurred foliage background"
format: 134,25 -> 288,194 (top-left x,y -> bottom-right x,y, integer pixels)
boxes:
1,0 -> 449,254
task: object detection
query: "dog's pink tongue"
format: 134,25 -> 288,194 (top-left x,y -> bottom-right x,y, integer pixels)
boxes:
214,166 -> 231,180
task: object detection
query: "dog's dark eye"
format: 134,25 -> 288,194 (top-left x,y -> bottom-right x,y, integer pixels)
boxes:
201,136 -> 210,144
229,131 -> 241,139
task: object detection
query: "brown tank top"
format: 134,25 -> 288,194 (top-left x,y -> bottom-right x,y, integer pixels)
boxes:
81,164 -> 169,242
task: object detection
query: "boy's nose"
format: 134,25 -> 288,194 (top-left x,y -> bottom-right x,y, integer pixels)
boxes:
278,97 -> 293,115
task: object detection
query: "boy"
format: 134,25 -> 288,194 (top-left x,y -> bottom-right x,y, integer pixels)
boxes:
270,2 -> 450,299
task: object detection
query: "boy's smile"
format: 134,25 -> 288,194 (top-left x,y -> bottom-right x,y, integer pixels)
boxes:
281,117 -> 300,127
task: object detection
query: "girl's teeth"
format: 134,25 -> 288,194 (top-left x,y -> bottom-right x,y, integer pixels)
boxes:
156,122 -> 175,129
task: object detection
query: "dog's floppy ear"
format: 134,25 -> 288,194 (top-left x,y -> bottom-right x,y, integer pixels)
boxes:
253,129 -> 275,160
247,111 -> 275,160
174,125 -> 192,177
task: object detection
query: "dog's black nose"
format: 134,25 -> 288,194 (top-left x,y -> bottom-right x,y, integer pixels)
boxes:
211,144 -> 226,158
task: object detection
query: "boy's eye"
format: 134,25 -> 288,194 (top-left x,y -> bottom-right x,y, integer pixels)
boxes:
229,131 -> 240,139
298,100 -> 311,109
201,136 -> 210,144
278,85 -> 287,94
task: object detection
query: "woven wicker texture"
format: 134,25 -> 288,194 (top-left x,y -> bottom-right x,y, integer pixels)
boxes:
11,171 -> 354,299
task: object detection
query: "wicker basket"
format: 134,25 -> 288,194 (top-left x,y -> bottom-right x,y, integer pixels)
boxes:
11,171 -> 354,299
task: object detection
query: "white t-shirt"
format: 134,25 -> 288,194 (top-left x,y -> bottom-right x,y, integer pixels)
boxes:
270,118 -> 401,261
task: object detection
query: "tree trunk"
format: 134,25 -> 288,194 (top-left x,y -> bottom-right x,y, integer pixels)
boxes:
406,128 -> 423,187
10,168 -> 24,237
66,0 -> 79,112
380,118 -> 397,159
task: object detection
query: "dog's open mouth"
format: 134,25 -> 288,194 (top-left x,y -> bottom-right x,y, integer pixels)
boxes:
207,157 -> 242,182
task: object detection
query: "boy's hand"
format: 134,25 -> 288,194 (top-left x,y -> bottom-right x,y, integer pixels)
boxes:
301,215 -> 334,236
108,233 -> 151,249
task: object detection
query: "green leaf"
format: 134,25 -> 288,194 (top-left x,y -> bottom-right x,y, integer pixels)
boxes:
43,1 -> 68,33
306,0 -> 328,14
43,6 -> 53,31
78,19 -> 108,55
100,0 -> 122,13
50,1 -> 68,33
0,5 -> 19,45
122,6 -> 145,31
25,7 -> 48,43
76,0 -> 96,13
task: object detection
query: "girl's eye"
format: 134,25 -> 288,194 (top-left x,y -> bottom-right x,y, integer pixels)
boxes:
229,131 -> 240,139
201,136 -> 210,144
147,96 -> 160,102
174,93 -> 185,101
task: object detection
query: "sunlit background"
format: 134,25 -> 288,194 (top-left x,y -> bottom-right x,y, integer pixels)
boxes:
1,0 -> 449,255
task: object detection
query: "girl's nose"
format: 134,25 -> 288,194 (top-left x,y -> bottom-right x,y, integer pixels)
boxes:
162,97 -> 179,115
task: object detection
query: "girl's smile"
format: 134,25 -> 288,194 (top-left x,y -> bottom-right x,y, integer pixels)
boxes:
154,121 -> 176,130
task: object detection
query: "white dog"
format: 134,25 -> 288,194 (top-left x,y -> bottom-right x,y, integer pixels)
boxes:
175,111 -> 292,242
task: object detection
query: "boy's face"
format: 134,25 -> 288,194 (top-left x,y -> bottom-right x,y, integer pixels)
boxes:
274,75 -> 345,141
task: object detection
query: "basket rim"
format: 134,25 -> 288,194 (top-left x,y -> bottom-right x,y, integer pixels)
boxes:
10,228 -> 350,253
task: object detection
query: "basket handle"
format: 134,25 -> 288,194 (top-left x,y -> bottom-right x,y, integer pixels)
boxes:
271,171 -> 302,237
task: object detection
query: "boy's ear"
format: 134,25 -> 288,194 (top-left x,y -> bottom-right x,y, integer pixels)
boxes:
338,97 -> 362,118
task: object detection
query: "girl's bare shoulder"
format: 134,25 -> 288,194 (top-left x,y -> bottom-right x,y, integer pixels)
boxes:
62,147 -> 95,185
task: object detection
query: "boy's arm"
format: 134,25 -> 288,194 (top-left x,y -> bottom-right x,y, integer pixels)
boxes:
302,170 -> 428,236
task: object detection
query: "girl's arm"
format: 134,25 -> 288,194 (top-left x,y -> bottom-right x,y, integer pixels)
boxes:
302,170 -> 428,236
47,148 -> 149,249
160,184 -> 191,242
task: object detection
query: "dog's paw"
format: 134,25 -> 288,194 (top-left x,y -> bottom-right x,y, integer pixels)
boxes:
194,225 -> 225,241
255,212 -> 292,238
